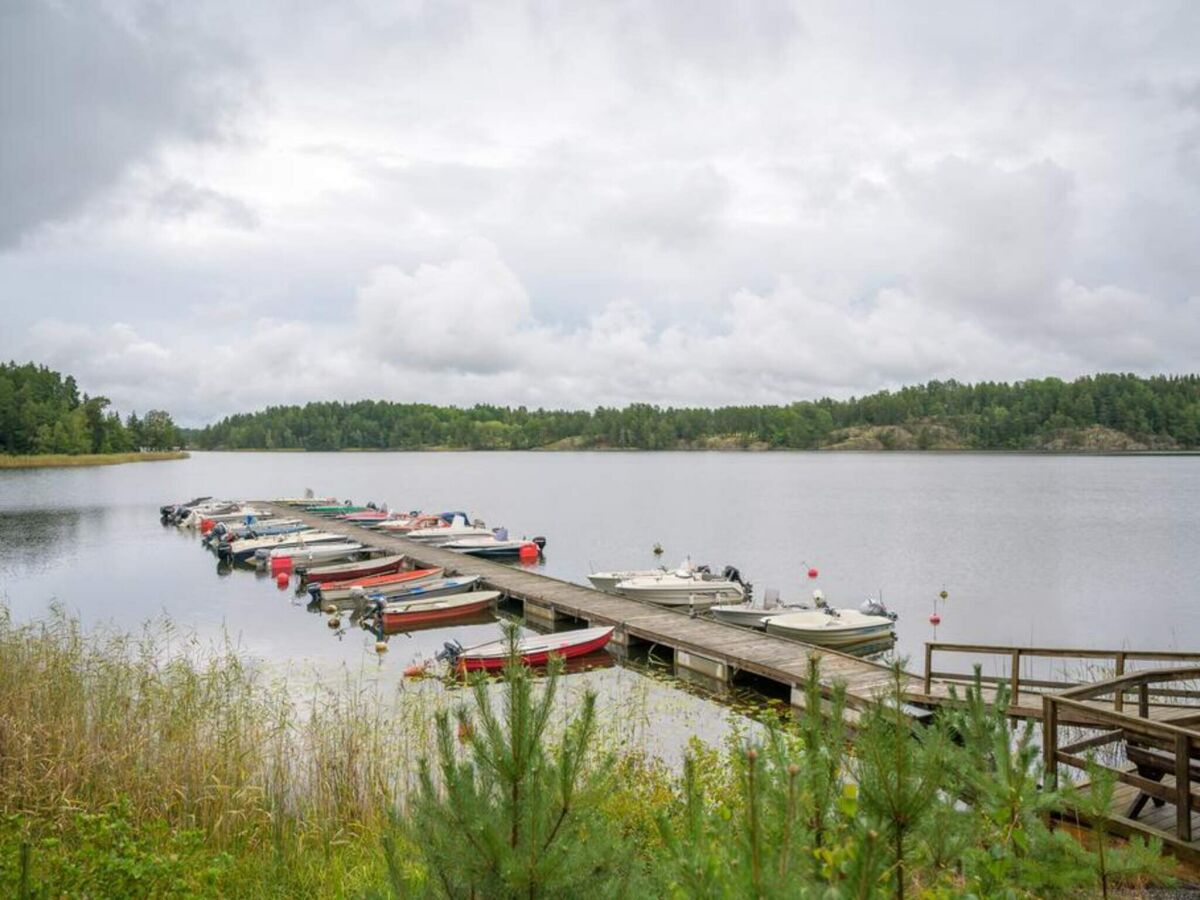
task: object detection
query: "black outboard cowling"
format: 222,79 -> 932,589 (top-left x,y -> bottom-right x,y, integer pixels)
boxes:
532,536 -> 547,550
435,639 -> 464,662
722,565 -> 742,584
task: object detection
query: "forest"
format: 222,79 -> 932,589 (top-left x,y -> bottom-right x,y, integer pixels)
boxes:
0,362 -> 182,455
187,374 -> 1200,452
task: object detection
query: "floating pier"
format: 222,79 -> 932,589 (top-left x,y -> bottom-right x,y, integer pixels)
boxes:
261,502 -> 928,719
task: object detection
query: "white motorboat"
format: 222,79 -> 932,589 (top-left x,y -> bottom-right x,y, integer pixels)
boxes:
710,587 -> 800,627
764,606 -> 896,648
613,564 -> 747,608
259,541 -> 365,565
588,566 -> 669,592
218,530 -> 342,563
587,557 -> 700,592
179,505 -> 274,529
405,514 -> 493,543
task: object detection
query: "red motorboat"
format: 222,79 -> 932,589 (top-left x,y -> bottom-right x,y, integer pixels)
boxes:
300,553 -> 407,583
378,590 -> 500,629
307,567 -> 444,603
450,626 -> 615,672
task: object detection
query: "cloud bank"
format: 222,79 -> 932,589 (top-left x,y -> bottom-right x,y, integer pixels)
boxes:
3,1 -> 1199,423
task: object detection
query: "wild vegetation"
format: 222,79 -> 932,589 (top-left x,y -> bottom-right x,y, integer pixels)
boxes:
0,362 -> 182,456
0,607 -> 1178,897
187,373 -> 1200,452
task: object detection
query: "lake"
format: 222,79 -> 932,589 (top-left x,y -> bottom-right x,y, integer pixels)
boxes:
2,451 -> 1197,751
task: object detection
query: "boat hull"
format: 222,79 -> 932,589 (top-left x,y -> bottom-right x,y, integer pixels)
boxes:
458,627 -> 615,671
300,554 -> 407,583
378,591 -> 499,629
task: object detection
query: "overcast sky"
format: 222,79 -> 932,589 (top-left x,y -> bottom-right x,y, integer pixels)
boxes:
2,1 -> 1198,424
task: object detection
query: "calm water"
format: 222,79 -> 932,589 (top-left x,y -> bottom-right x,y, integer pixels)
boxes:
1,451 -> 1198,741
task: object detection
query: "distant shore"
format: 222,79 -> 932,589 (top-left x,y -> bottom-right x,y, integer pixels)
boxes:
0,451 -> 189,470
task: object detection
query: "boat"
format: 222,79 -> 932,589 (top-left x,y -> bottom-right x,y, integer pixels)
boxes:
586,557 -> 693,591
612,565 -> 747,608
259,542 -> 365,567
404,514 -> 493,543
764,607 -> 896,649
203,520 -> 308,546
300,553 -> 407,584
160,496 -> 212,524
439,535 -> 546,559
439,625 -> 615,671
307,567 -> 445,604
362,575 -> 483,604
339,509 -> 394,523
183,506 -> 275,530
304,503 -> 368,515
709,587 -> 800,628
587,566 -> 670,592
217,531 -> 343,563
373,591 -> 500,629
372,513 -> 442,533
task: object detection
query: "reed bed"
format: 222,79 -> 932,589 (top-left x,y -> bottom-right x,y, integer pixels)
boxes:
0,451 -> 188,469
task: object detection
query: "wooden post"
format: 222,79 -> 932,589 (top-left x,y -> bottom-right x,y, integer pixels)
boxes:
1177,732 -> 1192,842
1114,652 -> 1126,712
1010,649 -> 1021,708
923,643 -> 933,696
1043,695 -> 1058,791
1139,683 -> 1149,719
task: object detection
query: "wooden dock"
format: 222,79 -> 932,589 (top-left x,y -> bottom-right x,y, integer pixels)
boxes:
262,502 -> 928,717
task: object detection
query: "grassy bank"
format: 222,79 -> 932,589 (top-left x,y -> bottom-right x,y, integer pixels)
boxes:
0,607 -> 1181,897
0,450 -> 188,469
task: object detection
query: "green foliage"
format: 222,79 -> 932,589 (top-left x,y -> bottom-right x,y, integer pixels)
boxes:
1,802 -> 231,898
402,625 -> 637,898
0,361 -> 181,454
186,373 -> 1200,451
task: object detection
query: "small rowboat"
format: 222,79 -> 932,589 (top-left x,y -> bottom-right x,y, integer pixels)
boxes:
377,590 -> 500,629
366,576 -> 482,603
299,554 -> 407,582
308,567 -> 444,603
451,626 -> 615,671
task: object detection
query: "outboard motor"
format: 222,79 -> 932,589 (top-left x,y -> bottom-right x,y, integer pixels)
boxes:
435,639 -> 464,662
721,566 -> 742,584
531,536 -> 547,551
306,583 -> 323,601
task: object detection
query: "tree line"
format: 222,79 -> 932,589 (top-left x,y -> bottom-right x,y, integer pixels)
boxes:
0,362 -> 183,455
186,373 -> 1200,451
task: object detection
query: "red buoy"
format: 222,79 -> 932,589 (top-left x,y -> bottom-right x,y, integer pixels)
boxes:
200,518 -> 215,534
929,613 -> 941,626
807,567 -> 819,579
270,556 -> 293,576
275,571 -> 289,588
518,543 -> 539,561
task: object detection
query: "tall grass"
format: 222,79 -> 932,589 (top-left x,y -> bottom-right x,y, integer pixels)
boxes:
0,605 -> 450,894
0,451 -> 188,469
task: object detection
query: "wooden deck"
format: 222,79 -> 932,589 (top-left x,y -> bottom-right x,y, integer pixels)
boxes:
262,502 -> 928,716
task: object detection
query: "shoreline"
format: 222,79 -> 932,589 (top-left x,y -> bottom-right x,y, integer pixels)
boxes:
183,446 -> 1200,456
0,450 -> 190,470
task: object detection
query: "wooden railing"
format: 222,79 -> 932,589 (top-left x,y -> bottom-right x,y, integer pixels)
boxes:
923,642 -> 1200,711
1043,667 -> 1200,843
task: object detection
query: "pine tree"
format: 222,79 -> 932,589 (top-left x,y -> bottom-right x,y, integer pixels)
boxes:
402,625 -> 633,898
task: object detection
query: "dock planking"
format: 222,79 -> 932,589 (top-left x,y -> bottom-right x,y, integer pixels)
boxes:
262,502 -> 927,713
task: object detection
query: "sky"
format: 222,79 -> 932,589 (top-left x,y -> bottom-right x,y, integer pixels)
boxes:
2,1 -> 1199,426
